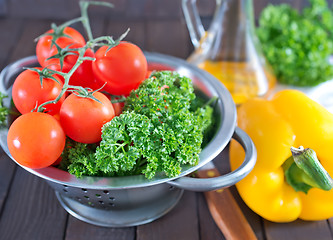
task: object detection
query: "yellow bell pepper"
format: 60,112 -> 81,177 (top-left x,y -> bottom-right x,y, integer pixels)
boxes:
230,89 -> 333,222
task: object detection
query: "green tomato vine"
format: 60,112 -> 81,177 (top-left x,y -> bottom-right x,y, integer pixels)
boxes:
31,1 -> 128,113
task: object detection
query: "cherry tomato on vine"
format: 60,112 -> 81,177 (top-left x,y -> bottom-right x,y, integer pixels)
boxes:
112,101 -> 124,116
52,155 -> 63,166
46,45 -> 100,90
36,26 -> 85,66
92,41 -> 148,95
36,27 -> 100,90
59,92 -> 115,144
12,68 -> 65,115
104,94 -> 125,116
146,70 -> 153,78
7,112 -> 66,169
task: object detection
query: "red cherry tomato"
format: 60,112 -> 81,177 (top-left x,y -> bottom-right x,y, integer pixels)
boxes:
104,94 -> 125,116
36,26 -> 85,66
12,68 -> 65,115
46,46 -> 100,90
52,157 -> 62,166
7,112 -> 66,169
92,41 -> 148,95
59,92 -> 115,143
112,102 -> 125,116
146,70 -> 153,78
36,27 -> 99,90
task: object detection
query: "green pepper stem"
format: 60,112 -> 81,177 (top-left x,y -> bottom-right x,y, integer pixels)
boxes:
283,146 -> 333,194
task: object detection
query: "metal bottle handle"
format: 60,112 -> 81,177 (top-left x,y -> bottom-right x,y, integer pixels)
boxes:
168,127 -> 257,192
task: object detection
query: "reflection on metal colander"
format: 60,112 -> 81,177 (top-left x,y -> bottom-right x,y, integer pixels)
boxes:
47,181 -> 181,210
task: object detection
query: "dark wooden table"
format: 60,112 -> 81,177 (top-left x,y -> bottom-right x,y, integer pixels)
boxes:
1,16 -> 333,240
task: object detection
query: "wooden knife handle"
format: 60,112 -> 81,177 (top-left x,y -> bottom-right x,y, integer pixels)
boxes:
196,168 -> 257,240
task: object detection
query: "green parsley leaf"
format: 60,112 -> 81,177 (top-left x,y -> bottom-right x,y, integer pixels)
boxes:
257,1 -> 333,86
61,71 -> 214,179
0,93 -> 8,126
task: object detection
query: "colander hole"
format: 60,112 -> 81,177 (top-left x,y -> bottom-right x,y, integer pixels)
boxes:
63,185 -> 68,188
108,203 -> 115,207
81,188 -> 88,193
169,186 -> 175,190
95,194 -> 101,198
88,202 -> 94,207
76,197 -> 81,201
63,189 -> 68,193
98,201 -> 104,204
109,197 -> 115,201
103,190 -> 109,194
84,196 -> 90,200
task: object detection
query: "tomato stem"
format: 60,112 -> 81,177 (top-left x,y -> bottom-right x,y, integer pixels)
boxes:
36,47 -> 90,112
110,96 -> 127,104
79,1 -> 114,43
79,2 -> 94,42
58,17 -> 83,31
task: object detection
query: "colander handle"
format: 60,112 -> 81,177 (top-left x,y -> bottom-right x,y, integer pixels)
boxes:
167,127 -> 256,192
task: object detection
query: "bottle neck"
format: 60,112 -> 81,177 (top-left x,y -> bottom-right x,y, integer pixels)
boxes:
209,0 -> 255,62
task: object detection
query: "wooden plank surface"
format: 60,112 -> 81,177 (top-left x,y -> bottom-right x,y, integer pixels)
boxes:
65,216 -> 135,240
0,17 -> 23,228
137,191 -> 200,240
265,219 -> 333,240
0,0 -> 7,16
0,18 -> 23,68
145,20 -> 191,58
72,16 -> 107,42
126,0 -> 182,19
105,20 -> 146,49
7,0 -> 78,20
7,19 -> 54,64
0,149 -> 16,216
4,0 -> 323,20
0,168 -> 68,240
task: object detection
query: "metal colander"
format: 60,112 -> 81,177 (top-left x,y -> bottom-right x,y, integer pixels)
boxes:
0,53 -> 256,227
47,181 -> 184,226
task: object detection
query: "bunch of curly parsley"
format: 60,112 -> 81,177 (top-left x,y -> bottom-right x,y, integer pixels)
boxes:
0,93 -> 8,126
257,0 -> 333,86
60,71 -> 213,179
